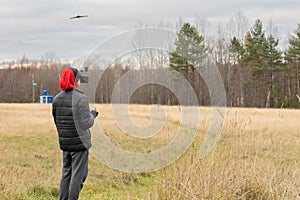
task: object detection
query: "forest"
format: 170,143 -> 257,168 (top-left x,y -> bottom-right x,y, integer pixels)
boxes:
0,18 -> 299,108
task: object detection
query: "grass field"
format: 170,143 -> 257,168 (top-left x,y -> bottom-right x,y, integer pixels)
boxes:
0,103 -> 299,199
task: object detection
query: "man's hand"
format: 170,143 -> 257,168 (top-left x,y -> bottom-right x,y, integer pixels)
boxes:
90,109 -> 98,118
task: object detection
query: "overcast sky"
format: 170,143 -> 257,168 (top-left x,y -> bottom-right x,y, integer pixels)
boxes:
0,0 -> 299,61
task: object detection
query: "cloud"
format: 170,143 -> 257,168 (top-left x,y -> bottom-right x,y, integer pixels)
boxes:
0,0 -> 299,60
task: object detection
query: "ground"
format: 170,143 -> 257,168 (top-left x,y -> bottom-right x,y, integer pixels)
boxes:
0,104 -> 299,199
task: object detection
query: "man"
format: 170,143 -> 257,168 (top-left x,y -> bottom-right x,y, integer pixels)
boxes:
52,67 -> 98,200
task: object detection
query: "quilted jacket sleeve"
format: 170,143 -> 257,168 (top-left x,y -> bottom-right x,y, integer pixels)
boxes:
77,94 -> 95,130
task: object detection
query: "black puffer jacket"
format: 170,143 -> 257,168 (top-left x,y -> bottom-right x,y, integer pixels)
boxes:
52,89 -> 94,151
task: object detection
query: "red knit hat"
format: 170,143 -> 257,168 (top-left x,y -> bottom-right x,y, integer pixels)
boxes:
59,68 -> 78,91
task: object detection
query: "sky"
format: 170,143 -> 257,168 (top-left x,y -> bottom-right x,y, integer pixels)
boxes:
0,0 -> 299,61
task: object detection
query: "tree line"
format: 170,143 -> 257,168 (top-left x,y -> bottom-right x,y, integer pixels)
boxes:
169,20 -> 300,108
0,62 -> 66,103
0,19 -> 299,108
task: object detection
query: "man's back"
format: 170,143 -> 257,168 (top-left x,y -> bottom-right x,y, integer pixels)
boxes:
52,89 -> 94,151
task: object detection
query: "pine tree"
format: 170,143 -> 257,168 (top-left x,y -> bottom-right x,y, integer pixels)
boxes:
229,36 -> 248,106
243,19 -> 283,107
169,23 -> 207,105
170,23 -> 206,78
264,34 -> 282,107
244,19 -> 267,84
243,19 -> 269,107
286,24 -> 300,64
285,24 -> 300,103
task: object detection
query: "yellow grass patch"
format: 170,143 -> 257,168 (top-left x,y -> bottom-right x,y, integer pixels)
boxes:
0,104 -> 299,199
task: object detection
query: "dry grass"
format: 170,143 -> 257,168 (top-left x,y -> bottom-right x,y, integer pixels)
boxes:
155,107 -> 300,200
0,104 -> 299,199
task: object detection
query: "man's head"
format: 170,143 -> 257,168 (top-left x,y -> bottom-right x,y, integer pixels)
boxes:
60,67 -> 81,91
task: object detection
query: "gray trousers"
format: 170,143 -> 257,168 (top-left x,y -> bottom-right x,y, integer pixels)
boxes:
59,150 -> 89,200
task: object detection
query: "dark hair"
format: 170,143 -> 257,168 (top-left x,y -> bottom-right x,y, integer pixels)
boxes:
70,67 -> 81,82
